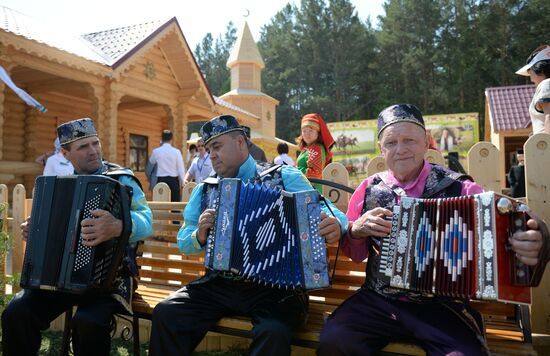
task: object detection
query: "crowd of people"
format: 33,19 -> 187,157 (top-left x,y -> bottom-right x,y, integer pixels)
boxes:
2,44 -> 550,356
144,118 -> 331,195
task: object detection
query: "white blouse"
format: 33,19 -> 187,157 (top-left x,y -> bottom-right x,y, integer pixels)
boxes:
530,78 -> 550,134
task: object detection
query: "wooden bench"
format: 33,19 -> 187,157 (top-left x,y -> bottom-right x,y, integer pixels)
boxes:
128,199 -> 537,356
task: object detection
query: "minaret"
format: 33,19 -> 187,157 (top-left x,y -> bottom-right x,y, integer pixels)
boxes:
220,19 -> 278,137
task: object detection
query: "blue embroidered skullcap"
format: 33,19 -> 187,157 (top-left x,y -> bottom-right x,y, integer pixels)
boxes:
57,118 -> 97,145
200,115 -> 245,144
377,104 -> 425,138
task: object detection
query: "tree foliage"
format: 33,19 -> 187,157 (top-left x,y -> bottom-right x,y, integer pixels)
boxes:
194,0 -> 549,141
194,22 -> 237,96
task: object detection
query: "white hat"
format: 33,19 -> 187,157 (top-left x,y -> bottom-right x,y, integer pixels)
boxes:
516,47 -> 550,76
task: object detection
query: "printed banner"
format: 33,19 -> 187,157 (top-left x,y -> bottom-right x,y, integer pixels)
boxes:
327,113 -> 480,187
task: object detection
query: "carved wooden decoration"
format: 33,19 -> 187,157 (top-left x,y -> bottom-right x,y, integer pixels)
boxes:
144,61 -> 156,80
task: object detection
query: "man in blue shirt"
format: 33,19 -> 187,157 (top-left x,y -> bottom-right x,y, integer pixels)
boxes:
150,115 -> 348,356
2,118 -> 152,356
184,139 -> 213,184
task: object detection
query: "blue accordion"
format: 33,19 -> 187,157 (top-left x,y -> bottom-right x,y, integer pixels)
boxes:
204,178 -> 330,290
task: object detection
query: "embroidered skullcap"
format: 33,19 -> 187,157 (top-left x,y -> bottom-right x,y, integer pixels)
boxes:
377,104 -> 425,138
57,118 -> 97,145
200,115 -> 245,144
301,114 -> 321,131
242,126 -> 252,139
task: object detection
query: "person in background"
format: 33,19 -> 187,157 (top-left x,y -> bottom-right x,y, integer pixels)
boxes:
317,104 -> 549,356
185,144 -> 198,170
149,115 -> 348,356
145,158 -> 158,193
184,139 -> 212,184
35,148 -> 54,167
508,149 -> 526,198
438,127 -> 455,152
426,129 -> 438,150
2,118 -> 152,356
43,137 -> 74,176
149,130 -> 185,202
273,142 -> 295,166
242,126 -> 268,162
516,45 -> 550,134
297,113 -> 335,192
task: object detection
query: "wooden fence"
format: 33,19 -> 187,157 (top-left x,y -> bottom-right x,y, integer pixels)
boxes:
2,135 -> 550,333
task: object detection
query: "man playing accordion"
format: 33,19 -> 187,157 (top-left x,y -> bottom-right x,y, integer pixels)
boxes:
2,118 -> 152,356
149,115 -> 348,356
318,104 -> 550,356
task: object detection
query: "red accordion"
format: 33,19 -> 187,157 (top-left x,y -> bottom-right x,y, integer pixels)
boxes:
379,192 -> 532,304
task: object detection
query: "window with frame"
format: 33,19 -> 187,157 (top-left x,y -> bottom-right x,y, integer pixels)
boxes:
129,134 -> 148,172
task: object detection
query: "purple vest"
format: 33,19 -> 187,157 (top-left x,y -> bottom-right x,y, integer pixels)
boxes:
361,164 -> 472,297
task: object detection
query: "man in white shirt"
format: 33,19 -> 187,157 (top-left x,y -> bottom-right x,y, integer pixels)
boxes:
149,130 -> 185,202
184,139 -> 212,184
273,143 -> 295,166
43,138 -> 74,176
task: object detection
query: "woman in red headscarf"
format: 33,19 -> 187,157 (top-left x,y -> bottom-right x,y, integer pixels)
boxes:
297,113 -> 335,192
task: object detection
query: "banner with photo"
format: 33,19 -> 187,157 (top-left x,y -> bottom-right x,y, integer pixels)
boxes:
327,112 -> 480,187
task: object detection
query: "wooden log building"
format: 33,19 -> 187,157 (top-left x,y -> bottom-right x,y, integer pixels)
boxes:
0,7 -> 281,195
484,84 -> 535,189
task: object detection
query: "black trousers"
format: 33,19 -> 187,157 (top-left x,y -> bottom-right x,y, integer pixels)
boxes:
1,289 -> 124,356
157,176 -> 181,202
149,276 -> 308,356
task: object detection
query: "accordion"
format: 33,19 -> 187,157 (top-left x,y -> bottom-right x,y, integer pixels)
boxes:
204,178 -> 329,290
21,175 -> 132,294
379,192 -> 532,304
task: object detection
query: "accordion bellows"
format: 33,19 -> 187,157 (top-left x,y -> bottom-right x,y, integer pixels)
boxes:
21,175 -> 132,293
379,192 -> 532,304
204,178 -> 329,290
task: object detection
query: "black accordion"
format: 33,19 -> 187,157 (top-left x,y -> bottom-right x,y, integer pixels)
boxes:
204,178 -> 329,290
21,175 -> 132,294
379,192 -> 532,304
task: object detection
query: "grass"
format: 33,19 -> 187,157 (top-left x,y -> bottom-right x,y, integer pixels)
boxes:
36,330 -> 148,356
34,329 -> 247,355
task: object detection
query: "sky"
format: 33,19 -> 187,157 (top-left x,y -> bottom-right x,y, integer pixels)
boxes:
1,0 -> 386,50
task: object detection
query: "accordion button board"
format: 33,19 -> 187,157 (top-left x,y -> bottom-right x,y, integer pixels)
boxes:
204,178 -> 330,290
20,175 -> 132,294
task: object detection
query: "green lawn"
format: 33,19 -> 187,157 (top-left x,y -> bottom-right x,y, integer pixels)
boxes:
0,326 -> 246,355
36,330 -> 247,355
36,330 -> 146,355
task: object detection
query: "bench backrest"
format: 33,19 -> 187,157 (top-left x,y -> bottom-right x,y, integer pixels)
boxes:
136,202 -> 201,289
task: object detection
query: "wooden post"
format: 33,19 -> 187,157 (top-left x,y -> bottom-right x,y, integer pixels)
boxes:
0,79 -> 4,161
467,142 -> 501,192
0,185 -> 7,207
11,184 -> 26,283
524,133 -> 550,334
153,183 -> 171,202
182,182 -> 197,202
0,184 -> 7,284
424,149 -> 445,166
366,156 -> 387,177
322,162 -> 350,213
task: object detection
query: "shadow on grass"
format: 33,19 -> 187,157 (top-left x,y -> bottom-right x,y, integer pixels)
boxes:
39,330 -> 149,356
38,330 -> 247,356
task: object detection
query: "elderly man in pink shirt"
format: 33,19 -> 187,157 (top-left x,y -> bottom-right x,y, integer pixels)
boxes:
318,104 -> 549,356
